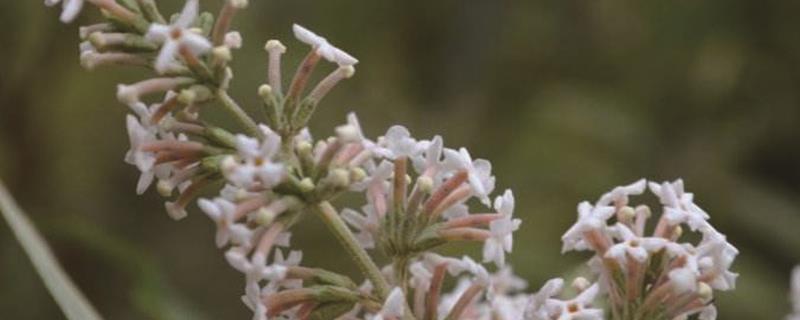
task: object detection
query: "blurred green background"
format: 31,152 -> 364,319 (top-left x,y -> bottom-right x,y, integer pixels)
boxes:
1,0 -> 800,319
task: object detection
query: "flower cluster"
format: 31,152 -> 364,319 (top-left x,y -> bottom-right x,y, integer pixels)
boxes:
46,0 -> 741,319
561,179 -> 738,320
48,0 -> 529,318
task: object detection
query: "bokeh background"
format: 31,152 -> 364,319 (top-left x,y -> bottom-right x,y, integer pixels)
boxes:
1,0 -> 799,319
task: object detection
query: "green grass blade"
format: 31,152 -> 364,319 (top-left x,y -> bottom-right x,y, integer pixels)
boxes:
0,180 -> 104,320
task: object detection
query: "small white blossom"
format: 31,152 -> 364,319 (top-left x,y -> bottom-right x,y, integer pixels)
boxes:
241,282 -> 268,320
560,201 -> 615,253
125,114 -> 158,173
443,147 -> 496,206
649,179 -> 710,231
375,125 -> 422,160
292,24 -> 358,66
596,178 -> 646,207
483,190 -> 521,267
198,198 -> 254,248
605,223 -> 677,265
223,125 -> 285,189
146,0 -> 212,73
372,287 -> 406,320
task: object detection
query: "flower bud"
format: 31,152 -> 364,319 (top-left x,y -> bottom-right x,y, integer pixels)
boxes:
258,84 -> 273,98
350,167 -> 367,183
298,177 -> 315,193
255,207 -> 276,226
417,176 -> 434,193
213,46 -> 232,62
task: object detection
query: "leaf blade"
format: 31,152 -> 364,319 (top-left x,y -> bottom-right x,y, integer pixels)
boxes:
0,180 -> 104,320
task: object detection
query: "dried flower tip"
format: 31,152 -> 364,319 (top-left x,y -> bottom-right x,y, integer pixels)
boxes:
265,40 -> 286,53
213,46 -> 233,62
335,124 -> 359,143
229,0 -> 248,9
79,23 -> 112,39
165,201 -> 189,220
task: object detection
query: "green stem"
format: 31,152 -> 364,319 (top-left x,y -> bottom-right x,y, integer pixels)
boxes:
216,90 -> 263,139
314,201 -> 390,299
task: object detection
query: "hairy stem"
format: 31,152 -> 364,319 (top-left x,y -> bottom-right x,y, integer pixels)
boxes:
314,201 -> 390,299
216,90 -> 263,138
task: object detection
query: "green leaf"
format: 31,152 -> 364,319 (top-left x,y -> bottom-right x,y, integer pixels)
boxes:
0,180 -> 104,320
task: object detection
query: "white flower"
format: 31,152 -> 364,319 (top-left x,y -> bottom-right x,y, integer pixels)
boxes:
292,24 -> 358,66
198,198 -> 254,248
549,283 -> 604,320
604,223 -> 677,265
490,294 -> 529,320
412,136 -> 444,175
223,125 -> 285,189
443,147 -> 496,206
373,287 -> 406,320
146,0 -> 212,73
596,178 -> 646,207
125,114 -> 158,173
344,113 -> 378,151
241,282 -> 268,320
376,125 -> 422,160
225,249 -> 288,286
437,279 -> 476,319
697,305 -> 717,320
409,262 -> 433,291
45,0 -> 84,23
696,234 -> 738,291
527,278 -> 564,320
483,190 -> 521,267
561,201 -> 615,253
668,267 -> 698,294
450,256 -> 490,284
649,180 -> 710,231
488,266 -> 528,298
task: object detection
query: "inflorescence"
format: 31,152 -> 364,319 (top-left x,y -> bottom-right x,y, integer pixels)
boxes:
45,1 -> 740,319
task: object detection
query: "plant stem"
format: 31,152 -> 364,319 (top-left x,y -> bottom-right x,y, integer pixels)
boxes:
216,90 -> 263,139
314,201 -> 390,299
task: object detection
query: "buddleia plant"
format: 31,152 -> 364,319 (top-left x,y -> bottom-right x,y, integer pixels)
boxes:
29,0 -> 744,319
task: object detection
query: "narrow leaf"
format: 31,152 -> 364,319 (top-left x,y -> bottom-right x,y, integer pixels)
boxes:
0,180 -> 104,320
